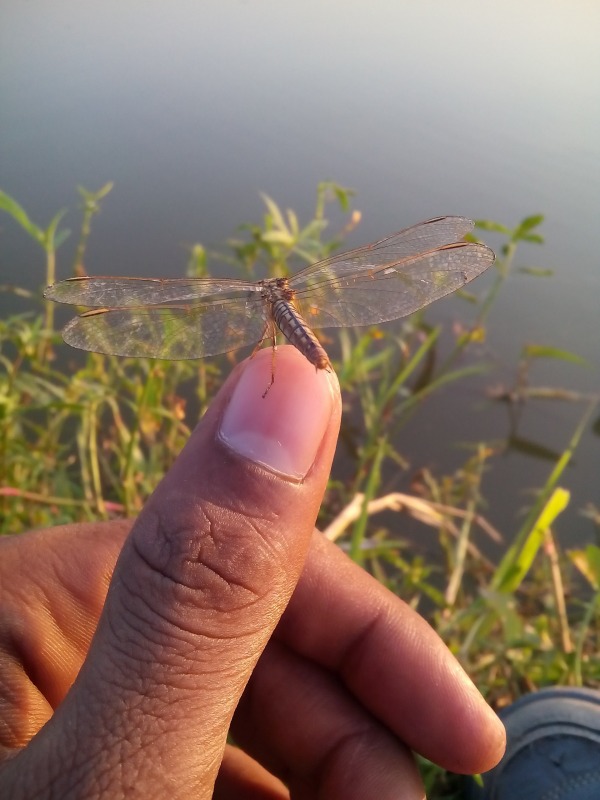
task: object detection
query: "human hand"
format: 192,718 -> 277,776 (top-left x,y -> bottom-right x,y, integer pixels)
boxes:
0,346 -> 505,799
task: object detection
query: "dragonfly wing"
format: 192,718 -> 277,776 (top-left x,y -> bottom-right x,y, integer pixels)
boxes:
293,242 -> 494,328
289,216 -> 476,286
61,300 -> 268,359
44,277 -> 261,307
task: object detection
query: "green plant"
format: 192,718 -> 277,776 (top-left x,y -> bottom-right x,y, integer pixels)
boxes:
1,184 -> 598,798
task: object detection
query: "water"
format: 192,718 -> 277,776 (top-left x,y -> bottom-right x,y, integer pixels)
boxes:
1,0 -> 598,551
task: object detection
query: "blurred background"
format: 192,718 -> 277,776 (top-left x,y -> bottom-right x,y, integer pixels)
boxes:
1,0 -> 598,548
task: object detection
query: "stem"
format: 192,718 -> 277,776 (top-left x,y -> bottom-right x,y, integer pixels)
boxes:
73,203 -> 93,277
88,401 -> 107,517
350,437 -> 386,563
123,366 -> 154,513
40,246 -> 57,363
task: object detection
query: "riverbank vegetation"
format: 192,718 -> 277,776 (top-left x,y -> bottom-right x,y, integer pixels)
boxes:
1,183 -> 598,796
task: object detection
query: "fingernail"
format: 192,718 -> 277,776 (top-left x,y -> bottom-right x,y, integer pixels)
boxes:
219,348 -> 335,480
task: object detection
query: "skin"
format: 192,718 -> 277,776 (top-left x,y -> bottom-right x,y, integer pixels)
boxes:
0,346 -> 505,799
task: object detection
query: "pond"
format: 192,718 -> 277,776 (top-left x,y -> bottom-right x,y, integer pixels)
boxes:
1,0 -> 598,551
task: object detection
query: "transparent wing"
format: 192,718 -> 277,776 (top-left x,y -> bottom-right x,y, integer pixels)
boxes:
61,300 -> 268,359
289,216 -> 477,286
295,242 -> 494,328
47,215 -> 493,358
288,215 -> 493,327
44,276 -> 261,307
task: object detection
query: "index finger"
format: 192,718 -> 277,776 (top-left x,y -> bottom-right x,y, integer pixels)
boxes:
276,531 -> 506,774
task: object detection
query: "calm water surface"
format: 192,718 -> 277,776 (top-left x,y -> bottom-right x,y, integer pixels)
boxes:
1,0 -> 598,550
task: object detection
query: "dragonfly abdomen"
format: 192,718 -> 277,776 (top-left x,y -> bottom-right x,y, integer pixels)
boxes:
271,299 -> 331,370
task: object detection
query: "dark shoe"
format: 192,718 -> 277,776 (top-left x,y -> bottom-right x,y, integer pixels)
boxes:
464,687 -> 600,799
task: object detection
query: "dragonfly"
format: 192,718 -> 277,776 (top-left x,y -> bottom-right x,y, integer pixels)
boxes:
44,216 -> 494,381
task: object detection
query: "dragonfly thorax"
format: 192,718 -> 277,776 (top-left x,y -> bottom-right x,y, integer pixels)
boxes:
258,276 -> 295,304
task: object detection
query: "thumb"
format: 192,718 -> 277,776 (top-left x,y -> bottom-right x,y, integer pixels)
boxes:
12,346 -> 340,799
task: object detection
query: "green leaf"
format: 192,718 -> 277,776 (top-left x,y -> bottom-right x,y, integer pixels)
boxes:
514,215 -> 545,242
260,193 -> 289,235
492,400 -> 597,592
474,219 -> 511,235
0,189 -> 45,245
333,185 -> 352,213
507,435 -> 564,462
506,436 -> 561,464
568,545 -> 600,590
522,344 -> 587,365
261,230 -> 294,245
518,267 -> 554,277
286,208 -> 299,237
43,209 -> 69,252
77,181 -> 114,202
186,243 -> 208,277
455,288 -> 479,303
518,213 -> 545,233
298,218 -> 328,247
495,487 -> 570,593
54,228 -> 72,249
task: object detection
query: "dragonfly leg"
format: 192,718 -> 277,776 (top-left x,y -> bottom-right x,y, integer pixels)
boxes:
261,338 -> 279,398
249,322 -> 272,359
259,331 -> 282,398
248,321 -> 278,398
